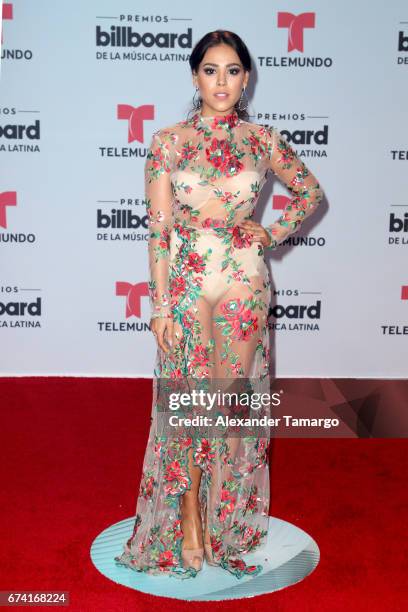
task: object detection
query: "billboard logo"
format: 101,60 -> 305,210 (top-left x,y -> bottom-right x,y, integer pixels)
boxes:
388,210 -> 408,246
97,209 -> 148,230
0,297 -> 42,318
269,295 -> 322,332
398,30 -> 408,52
96,26 -> 192,49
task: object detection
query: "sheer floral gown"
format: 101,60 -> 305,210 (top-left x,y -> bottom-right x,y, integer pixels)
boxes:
114,109 -> 323,579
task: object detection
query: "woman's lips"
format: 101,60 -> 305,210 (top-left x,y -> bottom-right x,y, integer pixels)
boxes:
214,93 -> 229,99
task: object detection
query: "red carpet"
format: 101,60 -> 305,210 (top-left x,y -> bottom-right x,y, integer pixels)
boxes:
0,377 -> 406,611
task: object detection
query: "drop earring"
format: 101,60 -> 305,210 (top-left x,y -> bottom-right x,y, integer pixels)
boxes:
238,87 -> 248,111
193,86 -> 201,110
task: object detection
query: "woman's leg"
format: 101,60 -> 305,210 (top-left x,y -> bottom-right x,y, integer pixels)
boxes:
203,276 -> 268,550
180,448 -> 203,549
177,295 -> 214,552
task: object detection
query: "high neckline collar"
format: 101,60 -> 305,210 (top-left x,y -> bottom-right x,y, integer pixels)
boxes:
194,108 -> 241,129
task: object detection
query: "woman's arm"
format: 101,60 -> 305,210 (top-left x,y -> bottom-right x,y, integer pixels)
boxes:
264,126 -> 324,249
145,130 -> 174,319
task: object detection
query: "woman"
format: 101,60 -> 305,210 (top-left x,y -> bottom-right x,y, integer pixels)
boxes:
114,30 -> 323,579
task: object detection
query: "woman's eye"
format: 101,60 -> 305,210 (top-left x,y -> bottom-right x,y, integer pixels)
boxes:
203,68 -> 241,75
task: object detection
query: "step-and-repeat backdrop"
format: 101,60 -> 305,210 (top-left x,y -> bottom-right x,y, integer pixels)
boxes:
1,1 -> 407,377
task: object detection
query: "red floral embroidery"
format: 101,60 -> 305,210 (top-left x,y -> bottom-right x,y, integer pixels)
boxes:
170,368 -> 183,379
218,298 -> 259,341
163,460 -> 189,496
192,110 -> 240,131
173,222 -> 194,240
231,225 -> 253,249
201,217 -> 226,229
170,275 -> 186,297
140,475 -> 155,499
205,137 -> 244,177
157,550 -> 178,569
228,558 -> 259,574
218,482 -> 237,522
220,298 -> 245,319
211,111 -> 240,129
190,344 -> 210,369
184,252 -> 205,273
193,438 -> 216,468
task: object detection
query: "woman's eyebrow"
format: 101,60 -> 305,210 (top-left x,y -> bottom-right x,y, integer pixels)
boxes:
202,62 -> 241,67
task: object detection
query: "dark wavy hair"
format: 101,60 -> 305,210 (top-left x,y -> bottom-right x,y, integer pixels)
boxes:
187,30 -> 252,122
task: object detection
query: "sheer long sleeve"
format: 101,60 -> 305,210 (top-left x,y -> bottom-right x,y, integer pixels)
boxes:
264,127 -> 324,249
145,130 -> 174,318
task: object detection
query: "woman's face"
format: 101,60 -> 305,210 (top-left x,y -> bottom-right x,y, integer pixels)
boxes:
192,43 -> 249,116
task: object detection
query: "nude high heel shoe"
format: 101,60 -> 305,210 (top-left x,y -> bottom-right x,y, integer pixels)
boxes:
204,542 -> 219,566
181,547 -> 204,571
204,508 -> 219,566
180,504 -> 204,571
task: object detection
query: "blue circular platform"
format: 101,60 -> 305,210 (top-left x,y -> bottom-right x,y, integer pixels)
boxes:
90,516 -> 319,601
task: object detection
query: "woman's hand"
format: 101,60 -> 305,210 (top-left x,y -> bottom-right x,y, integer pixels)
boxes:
238,220 -> 272,247
150,316 -> 174,353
